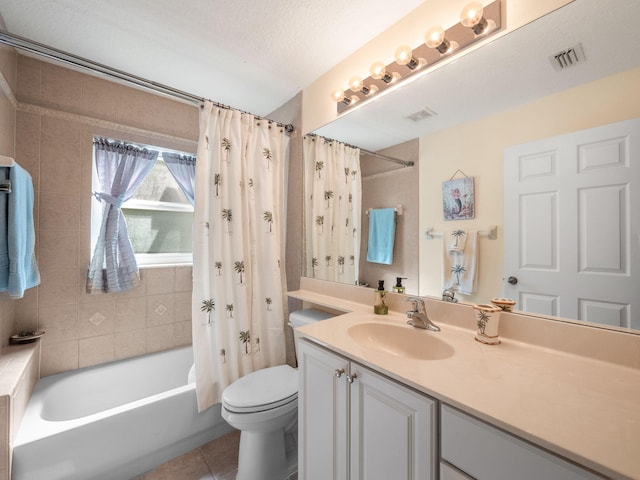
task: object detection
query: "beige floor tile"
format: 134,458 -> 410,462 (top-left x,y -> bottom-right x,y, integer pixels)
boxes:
201,430 -> 241,478
141,449 -> 214,480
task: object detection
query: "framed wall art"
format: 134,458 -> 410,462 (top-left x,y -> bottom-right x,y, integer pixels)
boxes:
442,172 -> 475,220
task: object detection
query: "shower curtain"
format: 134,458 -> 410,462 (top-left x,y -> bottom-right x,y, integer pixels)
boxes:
192,101 -> 287,412
303,135 -> 362,285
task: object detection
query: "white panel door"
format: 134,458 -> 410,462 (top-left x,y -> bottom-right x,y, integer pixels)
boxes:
297,339 -> 349,480
504,118 -> 639,329
349,364 -> 437,480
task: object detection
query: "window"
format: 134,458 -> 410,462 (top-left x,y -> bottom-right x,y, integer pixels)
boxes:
91,141 -> 194,267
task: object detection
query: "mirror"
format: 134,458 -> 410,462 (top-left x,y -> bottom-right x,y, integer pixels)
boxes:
305,0 -> 640,331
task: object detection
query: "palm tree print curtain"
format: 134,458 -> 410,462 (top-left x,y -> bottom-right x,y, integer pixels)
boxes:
303,136 -> 362,285
192,102 -> 287,412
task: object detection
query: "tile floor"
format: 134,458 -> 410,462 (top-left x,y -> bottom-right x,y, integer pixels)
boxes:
138,430 -> 241,480
137,430 -> 298,480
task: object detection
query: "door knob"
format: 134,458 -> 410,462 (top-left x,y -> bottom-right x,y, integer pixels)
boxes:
334,368 -> 345,378
346,373 -> 358,384
508,276 -> 518,285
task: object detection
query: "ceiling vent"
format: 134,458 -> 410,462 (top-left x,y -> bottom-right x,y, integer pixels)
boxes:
549,43 -> 585,71
407,107 -> 437,122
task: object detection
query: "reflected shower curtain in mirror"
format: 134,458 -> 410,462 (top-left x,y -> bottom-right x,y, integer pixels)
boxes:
192,102 -> 287,412
87,138 -> 159,293
303,136 -> 362,284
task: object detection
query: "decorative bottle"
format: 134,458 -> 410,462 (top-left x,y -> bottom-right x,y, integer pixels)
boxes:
374,280 -> 388,315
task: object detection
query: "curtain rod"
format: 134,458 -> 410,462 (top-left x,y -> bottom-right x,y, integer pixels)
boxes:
305,133 -> 414,168
0,30 -> 295,134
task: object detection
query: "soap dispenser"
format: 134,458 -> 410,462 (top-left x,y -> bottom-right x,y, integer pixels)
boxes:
392,277 -> 407,294
374,280 -> 388,315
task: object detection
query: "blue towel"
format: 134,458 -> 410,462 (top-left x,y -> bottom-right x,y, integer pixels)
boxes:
0,164 -> 40,298
366,208 -> 396,265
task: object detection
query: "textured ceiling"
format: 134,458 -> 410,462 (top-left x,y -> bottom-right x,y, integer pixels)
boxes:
0,0 -> 424,115
1,0 -> 638,150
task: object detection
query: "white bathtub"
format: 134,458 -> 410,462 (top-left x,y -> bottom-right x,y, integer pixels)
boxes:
12,346 -> 234,480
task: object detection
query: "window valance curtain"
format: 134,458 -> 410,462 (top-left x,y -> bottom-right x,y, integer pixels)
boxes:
163,152 -> 196,206
87,138 -> 159,293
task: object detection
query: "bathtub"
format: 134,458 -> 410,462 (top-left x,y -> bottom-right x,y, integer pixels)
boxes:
12,346 -> 234,480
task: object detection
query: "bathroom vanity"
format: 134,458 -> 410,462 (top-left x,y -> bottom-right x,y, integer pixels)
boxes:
289,279 -> 640,480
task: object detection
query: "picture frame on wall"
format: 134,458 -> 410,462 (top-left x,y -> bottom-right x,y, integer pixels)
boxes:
442,176 -> 475,220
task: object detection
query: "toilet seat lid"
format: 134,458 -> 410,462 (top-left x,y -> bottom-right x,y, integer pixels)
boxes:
222,365 -> 298,413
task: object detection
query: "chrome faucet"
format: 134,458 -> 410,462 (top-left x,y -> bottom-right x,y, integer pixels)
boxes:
405,297 -> 440,332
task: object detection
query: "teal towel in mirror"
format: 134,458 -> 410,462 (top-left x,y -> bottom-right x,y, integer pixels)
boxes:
366,208 -> 396,265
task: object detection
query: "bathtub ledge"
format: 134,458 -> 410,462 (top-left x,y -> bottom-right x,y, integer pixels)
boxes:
0,340 -> 41,480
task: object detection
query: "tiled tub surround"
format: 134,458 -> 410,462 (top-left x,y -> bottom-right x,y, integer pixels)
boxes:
290,278 -> 640,480
5,53 -> 200,377
12,346 -> 233,480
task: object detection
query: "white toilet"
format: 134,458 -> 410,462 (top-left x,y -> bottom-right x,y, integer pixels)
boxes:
221,308 -> 334,480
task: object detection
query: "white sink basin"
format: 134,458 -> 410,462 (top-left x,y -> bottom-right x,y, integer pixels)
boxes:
348,322 -> 454,360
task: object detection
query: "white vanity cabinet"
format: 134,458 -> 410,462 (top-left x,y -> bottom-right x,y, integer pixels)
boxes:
297,339 -> 438,480
440,405 -> 604,480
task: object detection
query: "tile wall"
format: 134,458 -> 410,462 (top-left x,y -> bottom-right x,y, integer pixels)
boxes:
0,41 -> 17,480
11,54 -> 200,376
0,42 -> 17,362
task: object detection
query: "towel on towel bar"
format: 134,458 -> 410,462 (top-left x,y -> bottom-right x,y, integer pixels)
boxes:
442,230 -> 477,295
366,208 -> 396,265
0,164 -> 40,298
448,229 -> 467,253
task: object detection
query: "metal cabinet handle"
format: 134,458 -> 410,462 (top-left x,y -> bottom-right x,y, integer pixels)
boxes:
334,368 -> 345,378
508,276 -> 518,285
346,373 -> 358,384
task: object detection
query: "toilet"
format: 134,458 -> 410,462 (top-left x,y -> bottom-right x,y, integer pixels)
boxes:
221,308 -> 334,480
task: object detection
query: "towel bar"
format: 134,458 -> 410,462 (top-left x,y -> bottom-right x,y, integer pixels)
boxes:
365,205 -> 403,216
425,225 -> 497,240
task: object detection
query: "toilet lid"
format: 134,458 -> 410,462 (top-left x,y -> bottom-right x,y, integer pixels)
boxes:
222,365 -> 298,413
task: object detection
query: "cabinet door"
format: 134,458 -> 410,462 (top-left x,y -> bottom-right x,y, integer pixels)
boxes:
297,339 -> 349,480
349,364 -> 437,480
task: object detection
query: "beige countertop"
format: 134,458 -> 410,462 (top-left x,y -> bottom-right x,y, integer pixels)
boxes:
290,287 -> 640,480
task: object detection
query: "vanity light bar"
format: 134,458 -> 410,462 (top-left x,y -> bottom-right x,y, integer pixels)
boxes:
335,0 -> 502,114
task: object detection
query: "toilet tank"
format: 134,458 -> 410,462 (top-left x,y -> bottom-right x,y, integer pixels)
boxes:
289,309 -> 335,362
289,308 -> 335,328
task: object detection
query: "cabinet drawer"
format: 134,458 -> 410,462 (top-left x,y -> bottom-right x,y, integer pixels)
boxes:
441,405 -> 603,480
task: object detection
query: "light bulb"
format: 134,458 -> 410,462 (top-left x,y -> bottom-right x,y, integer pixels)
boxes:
425,26 -> 452,54
330,89 -> 350,105
460,1 -> 489,34
425,26 -> 445,48
348,76 -> 363,92
460,2 -> 484,27
394,45 -> 425,70
369,61 -> 387,80
369,62 -> 399,84
394,45 -> 414,66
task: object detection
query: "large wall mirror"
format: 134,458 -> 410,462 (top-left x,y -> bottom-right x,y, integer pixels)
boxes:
304,0 -> 640,332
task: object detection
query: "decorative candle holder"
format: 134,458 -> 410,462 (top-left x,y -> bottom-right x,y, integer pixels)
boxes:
491,297 -> 516,312
473,304 -> 502,345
